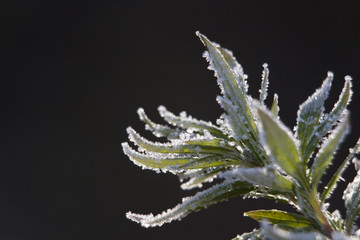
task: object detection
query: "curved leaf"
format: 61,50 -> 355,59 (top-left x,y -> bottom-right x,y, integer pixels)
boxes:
246,210 -> 314,228
137,108 -> 181,139
158,106 -> 227,139
127,127 -> 238,155
311,113 -> 350,188
322,137 -> 360,202
304,76 -> 352,162
126,180 -> 253,227
197,32 -> 257,138
179,167 -> 225,190
256,106 -> 302,179
296,72 -> 333,162
123,142 -> 241,172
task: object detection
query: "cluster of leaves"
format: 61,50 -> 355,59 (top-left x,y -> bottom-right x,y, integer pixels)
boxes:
123,32 -> 360,239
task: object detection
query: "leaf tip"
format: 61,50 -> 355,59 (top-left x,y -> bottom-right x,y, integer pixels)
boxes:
345,75 -> 352,81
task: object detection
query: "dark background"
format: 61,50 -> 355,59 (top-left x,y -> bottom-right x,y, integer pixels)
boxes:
1,1 -> 360,239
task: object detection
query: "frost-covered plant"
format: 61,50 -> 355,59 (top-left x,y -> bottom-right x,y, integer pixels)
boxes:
123,32 -> 360,239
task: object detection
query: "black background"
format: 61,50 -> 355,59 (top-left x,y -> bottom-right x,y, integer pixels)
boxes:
1,1 -> 360,239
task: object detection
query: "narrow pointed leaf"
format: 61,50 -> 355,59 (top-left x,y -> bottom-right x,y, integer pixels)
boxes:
322,137 -> 360,203
197,32 -> 257,137
126,180 -> 253,227
158,105 -> 227,139
217,96 -> 266,164
304,76 -> 352,162
137,108 -> 181,139
216,45 -> 248,94
123,142 -> 241,172
271,93 -> 279,118
122,142 -> 191,172
296,72 -> 333,161
311,113 -> 350,188
256,106 -> 301,179
259,63 -> 269,105
179,167 -> 224,190
127,127 -> 238,155
246,210 -> 313,228
177,155 -> 242,170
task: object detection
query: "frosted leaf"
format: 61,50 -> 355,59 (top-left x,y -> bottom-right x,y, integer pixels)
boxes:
321,139 -> 360,204
157,105 -> 227,139
137,108 -> 181,139
126,180 -> 253,227
256,104 -> 301,179
176,154 -> 242,170
296,72 -> 333,161
261,222 -> 327,240
259,63 -> 269,105
217,96 -> 266,165
122,142 -> 190,173
343,170 -> 360,232
179,167 -> 223,190
216,44 -> 249,94
304,76 -> 353,163
127,126 -> 240,156
232,229 -> 264,240
123,140 -> 244,173
220,167 -> 293,193
197,32 -> 258,139
310,113 -> 350,188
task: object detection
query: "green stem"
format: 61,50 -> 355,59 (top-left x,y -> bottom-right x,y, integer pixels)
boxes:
297,168 -> 334,237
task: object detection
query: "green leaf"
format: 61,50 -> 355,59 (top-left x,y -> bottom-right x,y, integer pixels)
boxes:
245,210 -> 314,228
179,167 -> 225,190
157,106 -> 228,139
303,76 -> 352,162
271,94 -> 279,118
137,108 -> 181,139
127,127 -> 239,156
296,72 -> 333,162
256,106 -> 302,179
197,32 -> 257,139
322,137 -> 360,203
126,180 -> 253,227
217,96 -> 267,165
216,44 -> 248,94
310,113 -> 350,189
122,142 -> 241,172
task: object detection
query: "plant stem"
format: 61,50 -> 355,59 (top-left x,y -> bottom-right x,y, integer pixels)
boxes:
298,169 -> 334,237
